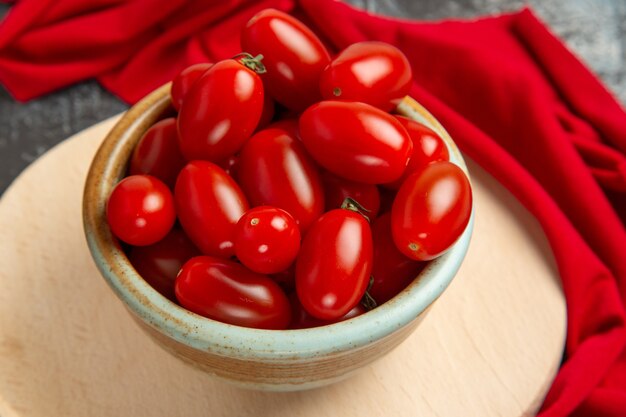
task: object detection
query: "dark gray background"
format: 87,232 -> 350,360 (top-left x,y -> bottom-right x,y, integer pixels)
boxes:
1,0 -> 625,196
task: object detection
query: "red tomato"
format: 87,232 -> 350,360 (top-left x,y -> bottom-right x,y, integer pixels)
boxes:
296,208 -> 373,320
299,101 -> 413,184
127,228 -> 200,301
386,116 -> 449,189
237,121 -> 324,232
392,161 -> 472,261
217,154 -> 239,178
129,118 -> 186,188
288,293 -> 366,329
170,63 -> 213,111
234,206 -> 301,274
175,161 -> 249,258
106,175 -> 175,246
320,41 -> 412,112
175,256 -> 291,329
370,213 -> 425,304
241,9 -> 331,111
322,171 -> 381,218
177,58 -> 264,162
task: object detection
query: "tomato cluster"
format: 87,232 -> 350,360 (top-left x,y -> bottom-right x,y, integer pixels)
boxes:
106,9 -> 472,330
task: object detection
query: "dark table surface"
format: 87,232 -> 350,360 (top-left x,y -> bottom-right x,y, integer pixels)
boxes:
1,0 -> 625,197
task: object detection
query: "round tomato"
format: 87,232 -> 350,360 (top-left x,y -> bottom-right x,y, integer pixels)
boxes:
385,116 -> 449,189
319,41 -> 412,112
175,256 -> 291,329
296,208 -> 373,320
127,228 -> 200,301
322,171 -> 381,218
170,62 -> 213,111
175,161 -> 249,258
391,161 -> 472,261
370,213 -> 425,304
241,8 -> 331,111
177,58 -> 264,162
106,175 -> 175,246
234,206 -> 301,274
299,101 -> 413,184
129,118 -> 186,188
237,121 -> 324,232
288,293 -> 366,329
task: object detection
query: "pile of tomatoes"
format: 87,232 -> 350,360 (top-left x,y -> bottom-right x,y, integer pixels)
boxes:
106,9 -> 472,330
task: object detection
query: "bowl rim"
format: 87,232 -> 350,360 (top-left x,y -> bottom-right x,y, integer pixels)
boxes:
83,83 -> 475,360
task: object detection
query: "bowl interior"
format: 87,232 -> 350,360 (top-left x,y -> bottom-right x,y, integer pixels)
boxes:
83,84 -> 475,360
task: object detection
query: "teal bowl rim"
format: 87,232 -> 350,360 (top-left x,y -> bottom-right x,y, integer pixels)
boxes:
83,84 -> 474,361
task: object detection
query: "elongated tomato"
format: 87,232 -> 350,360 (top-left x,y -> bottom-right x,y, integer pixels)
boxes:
175,256 -> 291,330
237,120 -> 324,231
175,161 -> 249,258
320,41 -> 412,111
241,9 -> 331,111
296,208 -> 373,320
391,161 -> 472,261
177,58 -> 264,162
299,101 -> 412,184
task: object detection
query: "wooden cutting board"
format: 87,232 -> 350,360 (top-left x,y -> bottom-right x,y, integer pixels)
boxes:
0,116 -> 566,417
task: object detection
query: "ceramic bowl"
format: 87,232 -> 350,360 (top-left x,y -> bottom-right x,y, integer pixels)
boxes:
82,83 -> 474,391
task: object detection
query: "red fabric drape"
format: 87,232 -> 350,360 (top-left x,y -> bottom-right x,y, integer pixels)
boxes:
1,1 -> 626,415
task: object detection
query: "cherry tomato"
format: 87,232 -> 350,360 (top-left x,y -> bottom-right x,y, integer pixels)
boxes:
175,256 -> 291,329
170,63 -> 213,111
234,206 -> 301,274
392,161 -> 472,261
385,116 -> 449,189
106,175 -> 175,246
322,171 -> 381,218
370,213 -> 425,304
127,228 -> 200,301
129,118 -> 186,188
296,207 -> 373,320
241,8 -> 331,111
217,154 -> 239,178
237,121 -> 324,232
320,41 -> 412,112
299,101 -> 413,184
288,293 -> 366,329
177,58 -> 264,162
175,161 -> 249,258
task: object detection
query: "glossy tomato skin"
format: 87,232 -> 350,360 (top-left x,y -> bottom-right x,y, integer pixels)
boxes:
129,118 -> 186,188
296,209 -> 373,320
237,121 -> 324,232
299,101 -> 413,184
234,206 -> 301,274
177,59 -> 264,162
320,41 -> 412,112
370,213 -> 425,304
391,161 -> 472,261
170,63 -> 213,111
106,175 -> 176,246
288,293 -> 366,329
127,228 -> 200,301
322,171 -> 381,218
241,9 -> 331,111
175,161 -> 249,258
385,116 -> 449,189
175,256 -> 291,330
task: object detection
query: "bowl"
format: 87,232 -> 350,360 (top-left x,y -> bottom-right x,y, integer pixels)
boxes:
82,83 -> 474,391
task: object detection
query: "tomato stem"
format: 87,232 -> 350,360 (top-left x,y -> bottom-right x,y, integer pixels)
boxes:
340,197 -> 370,222
360,275 -> 377,311
234,52 -> 267,74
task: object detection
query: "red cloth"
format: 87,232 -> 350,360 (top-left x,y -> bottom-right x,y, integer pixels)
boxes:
2,1 -> 626,415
